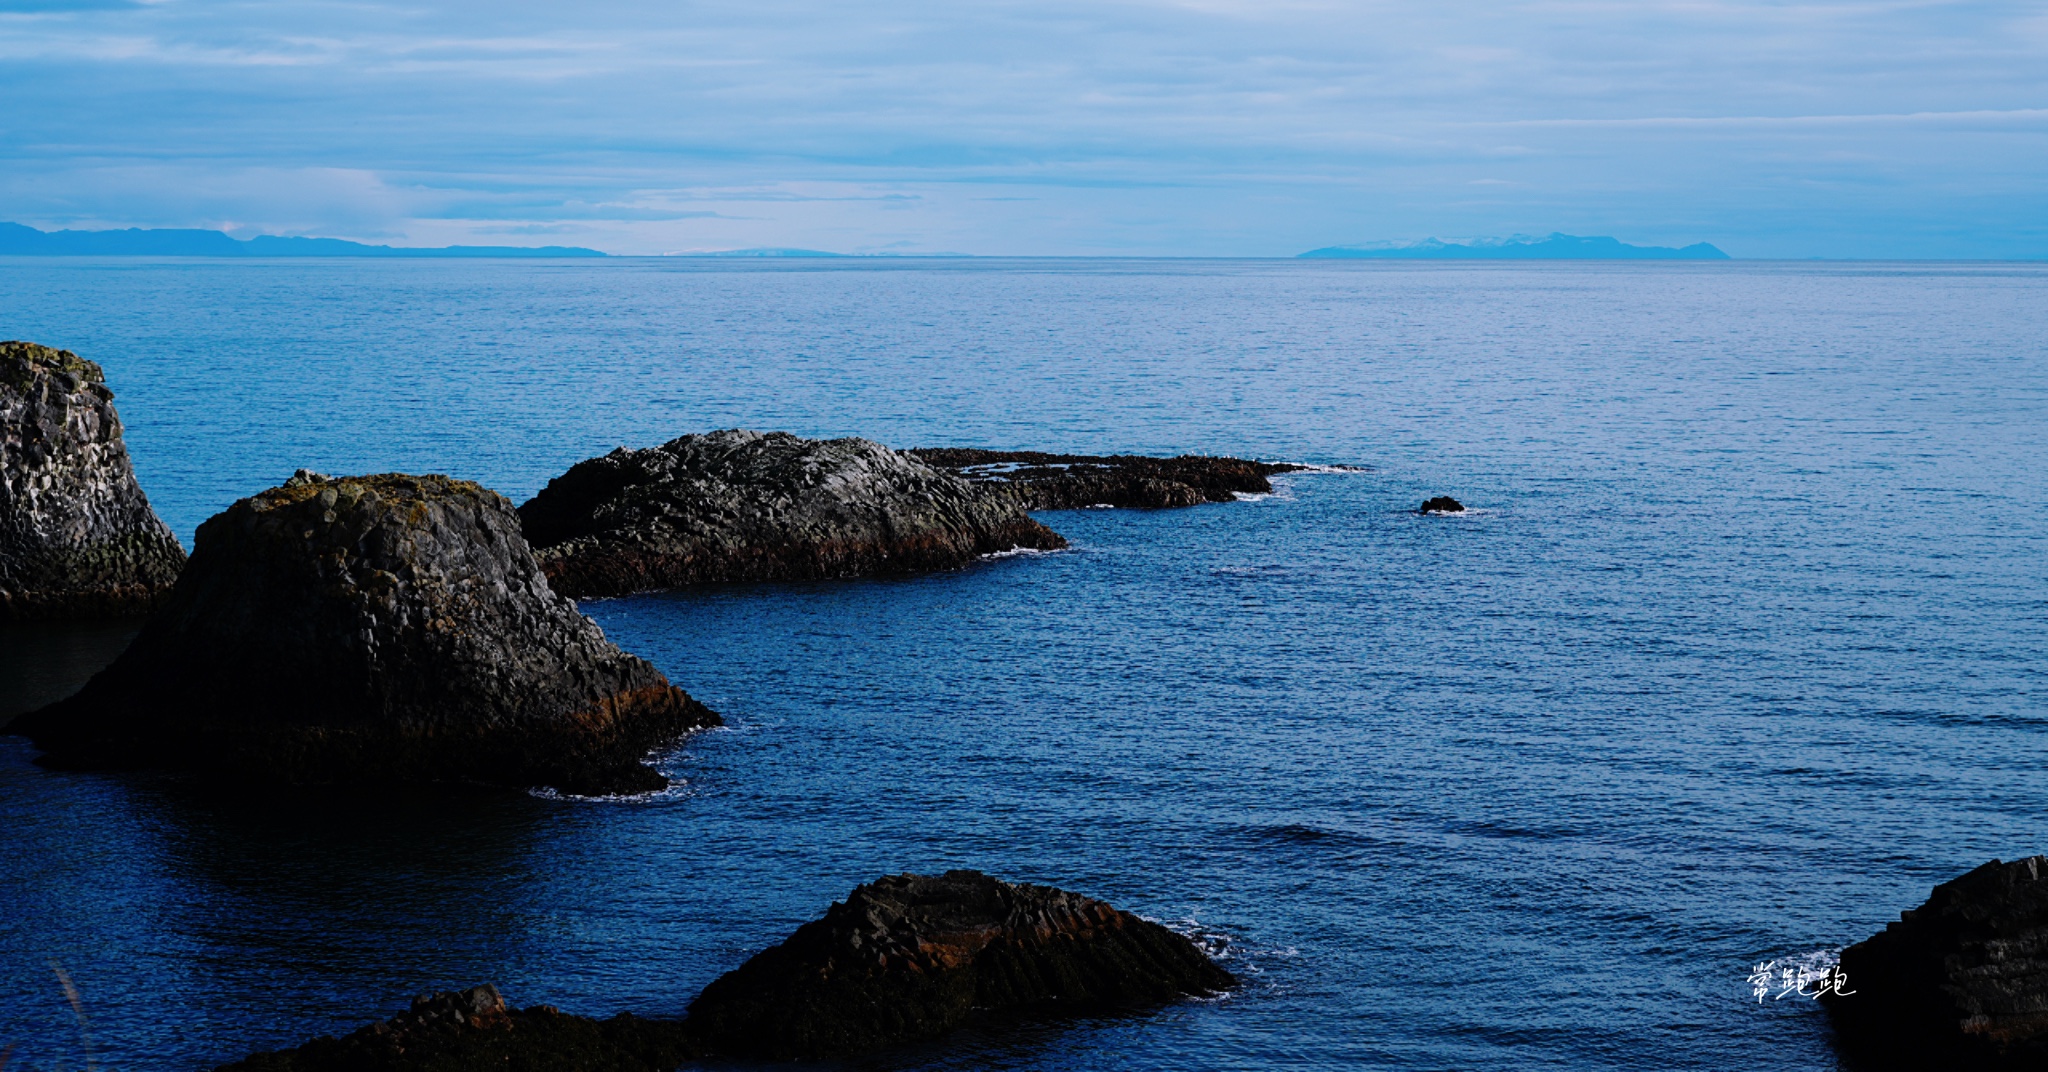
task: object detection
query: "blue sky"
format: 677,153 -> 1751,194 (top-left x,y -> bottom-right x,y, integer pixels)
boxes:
2,0 -> 2044,257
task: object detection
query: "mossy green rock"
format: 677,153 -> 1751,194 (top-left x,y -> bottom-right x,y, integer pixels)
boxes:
0,340 -> 185,618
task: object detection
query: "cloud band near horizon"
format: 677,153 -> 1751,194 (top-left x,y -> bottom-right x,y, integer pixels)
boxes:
1,0 -> 2044,258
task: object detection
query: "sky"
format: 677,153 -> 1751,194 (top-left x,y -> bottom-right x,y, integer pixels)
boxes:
1,0 -> 2044,257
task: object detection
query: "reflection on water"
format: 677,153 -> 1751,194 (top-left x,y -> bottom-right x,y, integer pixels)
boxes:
0,619 -> 140,724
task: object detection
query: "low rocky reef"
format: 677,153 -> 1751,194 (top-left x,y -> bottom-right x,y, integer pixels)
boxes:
1419,495 -> 1465,514
0,341 -> 186,619
1822,856 -> 2048,1069
519,430 -> 1066,599
10,470 -> 717,795
218,870 -> 1235,1069
216,986 -> 693,1072
912,447 -> 1308,510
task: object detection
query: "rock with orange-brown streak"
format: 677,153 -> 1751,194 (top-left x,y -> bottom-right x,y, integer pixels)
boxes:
10,470 -> 716,794
682,869 -> 1237,1058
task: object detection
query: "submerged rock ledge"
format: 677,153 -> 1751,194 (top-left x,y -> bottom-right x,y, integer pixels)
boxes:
912,447 -> 1307,510
520,430 -> 1067,599
11,470 -> 717,795
218,871 -> 1235,1069
0,341 -> 185,619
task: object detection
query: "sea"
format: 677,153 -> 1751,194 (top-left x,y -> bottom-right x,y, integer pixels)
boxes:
1,256 -> 2044,1071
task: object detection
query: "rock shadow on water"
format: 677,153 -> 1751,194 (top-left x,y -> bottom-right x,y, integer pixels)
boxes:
0,617 -> 139,724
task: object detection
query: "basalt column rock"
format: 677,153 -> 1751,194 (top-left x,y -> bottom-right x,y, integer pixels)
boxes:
682,869 -> 1237,1059
913,447 -> 1307,510
520,430 -> 1067,599
1,341 -> 185,618
1821,857 -> 2048,1069
10,471 -> 717,794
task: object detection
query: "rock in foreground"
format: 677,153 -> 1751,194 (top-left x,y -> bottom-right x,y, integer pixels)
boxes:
682,869 -> 1237,1059
520,430 -> 1067,598
216,986 -> 693,1072
1419,495 -> 1465,514
1822,857 -> 2048,1069
912,447 -> 1306,510
1,341 -> 185,619
11,471 -> 717,794
218,873 -> 1233,1068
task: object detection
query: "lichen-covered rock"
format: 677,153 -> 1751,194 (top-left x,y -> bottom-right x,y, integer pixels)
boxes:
519,430 -> 1067,599
1,340 -> 185,619
214,986 -> 694,1072
681,869 -> 1237,1059
1822,857 -> 2048,1069
912,447 -> 1305,510
9,470 -> 717,794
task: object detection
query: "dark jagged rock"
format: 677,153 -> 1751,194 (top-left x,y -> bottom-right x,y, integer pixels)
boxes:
1,340 -> 185,619
912,447 -> 1306,510
1822,857 -> 2048,1069
9,470 -> 717,794
519,430 -> 1067,599
1419,495 -> 1465,514
215,986 -> 695,1072
219,873 -> 1233,1068
681,869 -> 1238,1059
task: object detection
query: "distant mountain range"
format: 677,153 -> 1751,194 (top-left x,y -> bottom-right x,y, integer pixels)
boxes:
684,247 -> 847,257
0,222 -> 607,258
1300,233 -> 1729,260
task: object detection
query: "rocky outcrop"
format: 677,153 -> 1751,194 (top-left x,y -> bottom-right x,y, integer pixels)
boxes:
1822,857 -> 2048,1069
912,447 -> 1305,510
681,869 -> 1237,1059
1419,495 -> 1465,514
519,430 -> 1067,599
217,872 -> 1234,1067
9,470 -> 717,795
1,341 -> 185,619
215,986 -> 693,1072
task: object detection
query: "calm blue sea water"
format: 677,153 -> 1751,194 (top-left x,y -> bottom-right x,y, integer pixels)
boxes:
1,257 -> 2045,1071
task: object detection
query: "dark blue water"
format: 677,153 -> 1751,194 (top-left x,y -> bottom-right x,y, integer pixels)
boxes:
2,257 -> 2045,1070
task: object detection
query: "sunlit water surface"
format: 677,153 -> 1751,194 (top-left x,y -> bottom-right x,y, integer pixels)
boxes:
1,257 -> 2044,1070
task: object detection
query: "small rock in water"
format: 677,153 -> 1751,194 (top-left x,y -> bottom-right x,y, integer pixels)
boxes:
1822,856 -> 2048,1069
1,340 -> 187,619
1419,495 -> 1465,514
9,471 -> 718,794
681,869 -> 1237,1059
